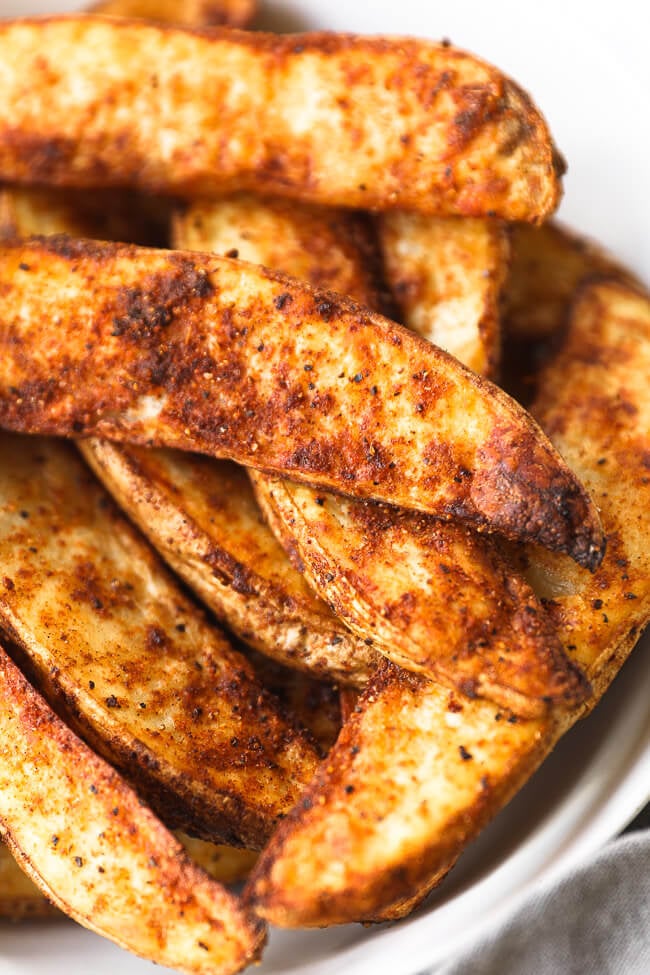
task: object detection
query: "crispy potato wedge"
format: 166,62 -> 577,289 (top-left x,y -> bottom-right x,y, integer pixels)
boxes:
252,473 -> 588,717
0,184 -> 168,247
523,280 -> 650,697
80,441 -> 379,686
0,236 -> 603,566
246,279 -> 650,926
501,221 -> 643,405
377,213 -> 508,377
0,842 -> 59,920
173,194 -> 587,716
0,18 -> 562,220
92,0 -> 257,29
0,642 -> 265,971
0,433 -> 320,850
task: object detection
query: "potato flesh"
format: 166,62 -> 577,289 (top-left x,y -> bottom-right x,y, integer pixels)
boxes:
0,18 -> 561,219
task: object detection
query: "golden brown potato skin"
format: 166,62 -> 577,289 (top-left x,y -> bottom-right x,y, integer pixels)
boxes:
0,18 -> 562,220
0,434 -> 320,850
0,236 -> 603,566
377,213 -> 508,378
92,0 -> 257,29
246,280 -> 650,927
0,643 -> 265,973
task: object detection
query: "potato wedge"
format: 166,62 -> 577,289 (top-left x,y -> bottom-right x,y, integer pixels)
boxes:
501,221 -> 644,405
174,195 -> 392,315
252,473 -> 588,717
174,194 -> 587,716
376,213 -> 508,377
0,642 -> 265,971
0,18 -> 562,220
246,279 -> 650,926
0,842 -> 59,920
91,0 -> 257,29
0,433 -> 320,850
0,236 -> 603,566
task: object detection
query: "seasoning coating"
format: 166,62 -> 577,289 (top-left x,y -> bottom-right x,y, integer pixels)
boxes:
0,236 -> 604,566
0,643 -> 265,973
0,17 -> 562,219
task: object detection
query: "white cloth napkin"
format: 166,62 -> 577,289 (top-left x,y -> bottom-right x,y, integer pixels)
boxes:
428,821 -> 650,975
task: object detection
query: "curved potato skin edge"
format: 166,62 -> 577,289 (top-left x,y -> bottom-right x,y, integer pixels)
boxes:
79,438 -> 377,687
0,18 -> 561,220
251,472 -> 590,719
0,643 -> 265,973
0,236 -> 604,568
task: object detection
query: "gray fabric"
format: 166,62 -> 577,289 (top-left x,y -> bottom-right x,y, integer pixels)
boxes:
429,826 -> 650,975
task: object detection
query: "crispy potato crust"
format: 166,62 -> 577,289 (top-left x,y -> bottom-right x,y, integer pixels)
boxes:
377,213 -> 509,377
0,643 -> 265,972
91,0 -> 257,29
0,18 -> 562,219
246,279 -> 650,926
0,236 -> 603,566
252,473 -> 589,717
0,434 -> 320,850
81,441 -> 379,686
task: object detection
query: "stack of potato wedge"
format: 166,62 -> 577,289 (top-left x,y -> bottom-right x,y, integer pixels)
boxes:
0,3 -> 648,974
